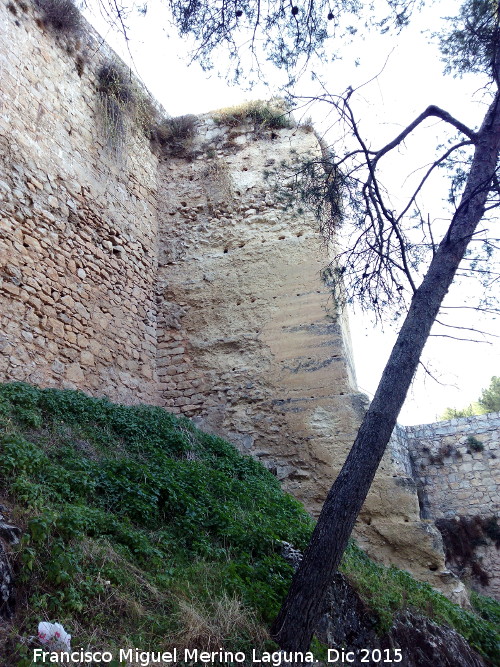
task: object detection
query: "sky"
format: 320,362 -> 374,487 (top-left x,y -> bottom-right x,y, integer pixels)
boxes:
82,0 -> 500,425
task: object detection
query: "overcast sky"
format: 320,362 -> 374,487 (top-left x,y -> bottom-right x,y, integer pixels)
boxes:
83,0 -> 500,425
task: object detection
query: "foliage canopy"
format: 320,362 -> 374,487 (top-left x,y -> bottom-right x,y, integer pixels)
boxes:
441,375 -> 500,418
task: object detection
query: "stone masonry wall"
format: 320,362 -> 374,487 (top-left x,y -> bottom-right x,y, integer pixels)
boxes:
404,413 -> 500,518
0,1 -> 458,599
155,121 -> 456,598
399,413 -> 500,598
0,0 -> 159,404
156,120 -> 364,510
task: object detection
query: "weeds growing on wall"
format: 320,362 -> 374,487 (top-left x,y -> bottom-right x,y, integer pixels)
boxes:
212,99 -> 294,131
0,382 -> 498,664
97,62 -> 132,154
467,435 -> 485,452
35,0 -> 81,34
151,114 -> 199,158
97,61 -> 158,156
429,442 -> 456,465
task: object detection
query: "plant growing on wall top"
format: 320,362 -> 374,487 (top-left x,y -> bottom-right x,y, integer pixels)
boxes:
151,114 -> 199,158
97,60 -> 158,155
35,0 -> 81,33
212,99 -> 294,131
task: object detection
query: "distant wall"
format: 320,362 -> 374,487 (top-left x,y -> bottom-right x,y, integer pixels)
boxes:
397,413 -> 500,598
0,0 -> 159,404
406,412 -> 500,519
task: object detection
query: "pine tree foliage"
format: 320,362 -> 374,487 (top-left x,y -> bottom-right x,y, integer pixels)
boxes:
479,375 -> 500,412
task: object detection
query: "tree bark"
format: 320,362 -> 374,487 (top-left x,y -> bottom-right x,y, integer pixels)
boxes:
271,91 -> 500,651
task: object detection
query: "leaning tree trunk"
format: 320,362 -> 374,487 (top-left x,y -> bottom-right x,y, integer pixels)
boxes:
271,91 -> 500,651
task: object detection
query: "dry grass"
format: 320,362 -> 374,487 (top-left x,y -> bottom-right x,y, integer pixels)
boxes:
97,62 -> 135,105
173,593 -> 269,653
152,115 -> 199,158
97,60 -> 162,154
212,99 -> 294,130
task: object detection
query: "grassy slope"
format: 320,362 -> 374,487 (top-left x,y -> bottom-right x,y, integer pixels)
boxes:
0,382 -> 498,665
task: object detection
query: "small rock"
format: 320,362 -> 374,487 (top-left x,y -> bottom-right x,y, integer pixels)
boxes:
0,541 -> 16,620
0,523 -> 21,545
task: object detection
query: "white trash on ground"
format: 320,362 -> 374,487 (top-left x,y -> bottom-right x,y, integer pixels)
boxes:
37,621 -> 72,651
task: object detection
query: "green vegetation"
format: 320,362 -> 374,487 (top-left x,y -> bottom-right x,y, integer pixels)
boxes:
97,61 -> 158,154
212,100 -> 294,130
441,403 -> 484,420
441,375 -> 500,419
472,591 -> 500,626
0,382 -> 311,664
342,544 -> 500,660
466,435 -> 484,452
0,382 -> 498,664
478,376 -> 500,414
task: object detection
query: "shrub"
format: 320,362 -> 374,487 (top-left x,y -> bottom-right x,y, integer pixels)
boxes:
467,435 -> 484,452
436,515 -> 500,587
212,99 -> 294,130
97,62 -> 135,105
35,0 -> 81,33
152,114 -> 199,157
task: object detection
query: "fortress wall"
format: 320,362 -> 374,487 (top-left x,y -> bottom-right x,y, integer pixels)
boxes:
405,412 -> 500,519
0,1 -> 461,599
400,413 -> 500,598
0,0 -> 160,404
155,120 -> 365,510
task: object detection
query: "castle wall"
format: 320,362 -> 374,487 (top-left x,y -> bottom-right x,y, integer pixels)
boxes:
0,0 -> 159,404
405,413 -> 500,518
399,413 -> 500,598
156,121 -> 366,510
0,1 -> 462,600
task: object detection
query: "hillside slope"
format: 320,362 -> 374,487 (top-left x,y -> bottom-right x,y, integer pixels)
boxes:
0,382 -> 498,665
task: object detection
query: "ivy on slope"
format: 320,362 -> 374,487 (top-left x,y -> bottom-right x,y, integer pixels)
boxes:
0,382 -> 499,665
0,382 -> 312,662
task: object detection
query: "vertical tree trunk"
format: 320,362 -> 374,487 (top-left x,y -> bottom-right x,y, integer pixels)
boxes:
271,92 -> 500,651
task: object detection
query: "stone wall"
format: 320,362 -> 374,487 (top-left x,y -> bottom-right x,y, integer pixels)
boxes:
398,413 -> 500,598
404,413 -> 500,518
0,0 -> 457,599
0,0 -> 159,405
154,121 -> 456,598
156,119 -> 365,511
